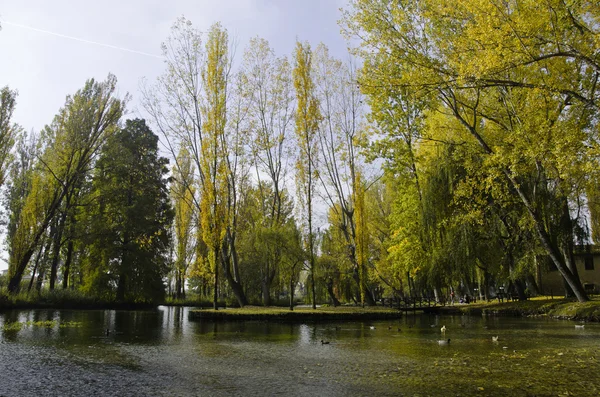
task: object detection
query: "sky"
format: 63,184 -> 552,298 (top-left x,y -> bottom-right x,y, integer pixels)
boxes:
0,0 -> 353,270
0,0 -> 351,131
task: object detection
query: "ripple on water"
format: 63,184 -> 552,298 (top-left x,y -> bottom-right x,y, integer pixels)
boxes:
1,309 -> 600,396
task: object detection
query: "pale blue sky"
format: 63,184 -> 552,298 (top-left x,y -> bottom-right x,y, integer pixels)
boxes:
0,0 -> 350,131
0,0 -> 352,269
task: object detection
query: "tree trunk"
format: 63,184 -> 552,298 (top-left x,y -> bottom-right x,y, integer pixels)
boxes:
35,266 -> 45,293
483,270 -> 490,301
514,279 -> 527,301
220,238 -> 248,307
116,272 -> 126,301
505,172 -> 588,301
325,277 -> 341,307
27,241 -> 45,293
262,280 -> 272,306
289,274 -> 295,311
117,232 -> 129,301
353,268 -> 376,306
213,247 -> 219,310
8,186 -> 68,294
62,239 -> 74,289
175,272 -> 182,299
261,260 -> 275,306
49,211 -> 67,290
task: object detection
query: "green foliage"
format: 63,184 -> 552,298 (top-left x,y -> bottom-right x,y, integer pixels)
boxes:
5,6 -> 600,307
236,183 -> 304,305
7,75 -> 124,293
81,119 -> 173,303
0,86 -> 19,188
171,146 -> 196,299
343,0 -> 599,301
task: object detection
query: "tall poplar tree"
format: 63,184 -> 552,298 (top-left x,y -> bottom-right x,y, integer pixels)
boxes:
293,41 -> 321,309
8,75 -> 123,293
142,19 -> 248,308
240,37 -> 295,305
0,87 -> 19,188
171,147 -> 196,299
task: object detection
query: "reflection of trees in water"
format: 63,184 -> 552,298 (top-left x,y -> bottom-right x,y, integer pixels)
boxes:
163,306 -> 186,340
113,309 -> 164,343
1,310 -> 21,342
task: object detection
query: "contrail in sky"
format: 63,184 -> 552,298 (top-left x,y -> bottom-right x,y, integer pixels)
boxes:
1,19 -> 165,60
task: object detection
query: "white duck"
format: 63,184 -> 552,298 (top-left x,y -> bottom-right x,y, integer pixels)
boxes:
438,338 -> 451,345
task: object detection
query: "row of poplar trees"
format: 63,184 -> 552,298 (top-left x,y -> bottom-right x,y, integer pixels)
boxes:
1,0 -> 599,305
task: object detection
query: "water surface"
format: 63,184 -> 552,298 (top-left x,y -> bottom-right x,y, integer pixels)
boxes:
1,307 -> 599,396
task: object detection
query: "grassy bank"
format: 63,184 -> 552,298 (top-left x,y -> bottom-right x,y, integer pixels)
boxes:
432,296 -> 600,321
0,290 -> 156,311
189,305 -> 403,322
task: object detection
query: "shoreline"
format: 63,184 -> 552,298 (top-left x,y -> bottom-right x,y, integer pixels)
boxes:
188,306 -> 404,322
425,298 -> 600,322
2,297 -> 600,323
0,301 -> 159,311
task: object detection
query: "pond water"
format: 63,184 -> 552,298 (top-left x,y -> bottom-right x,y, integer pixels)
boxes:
0,307 -> 599,396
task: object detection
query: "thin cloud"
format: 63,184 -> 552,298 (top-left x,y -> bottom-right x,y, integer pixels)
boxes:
1,19 -> 164,60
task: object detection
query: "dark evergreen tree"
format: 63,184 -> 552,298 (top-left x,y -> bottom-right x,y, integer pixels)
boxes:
83,119 -> 173,302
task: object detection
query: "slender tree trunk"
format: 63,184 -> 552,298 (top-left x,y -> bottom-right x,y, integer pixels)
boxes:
289,274 -> 296,311
116,273 -> 126,301
35,267 -> 45,293
229,229 -> 242,284
117,232 -> 129,302
262,280 -> 272,306
8,186 -> 69,294
27,241 -> 46,293
213,247 -> 219,310
175,272 -> 182,299
483,270 -> 490,301
62,240 -> 74,289
49,211 -> 67,290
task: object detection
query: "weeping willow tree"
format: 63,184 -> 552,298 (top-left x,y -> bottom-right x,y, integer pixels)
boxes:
344,0 -> 598,302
